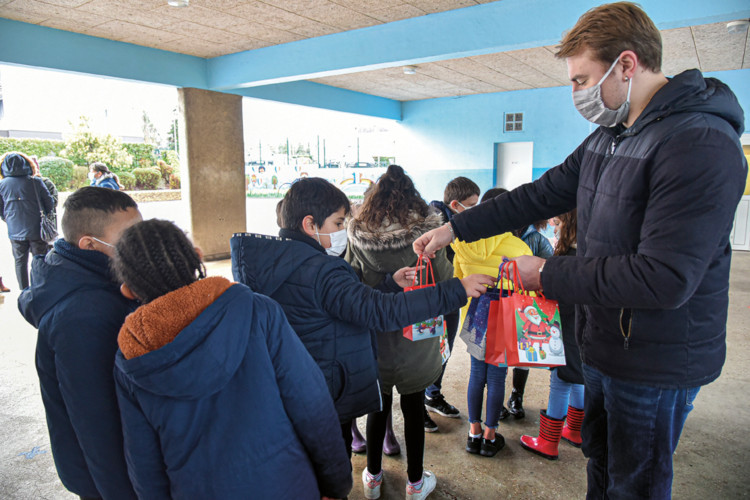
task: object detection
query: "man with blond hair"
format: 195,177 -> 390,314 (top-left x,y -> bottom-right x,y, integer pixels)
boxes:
414,3 -> 747,498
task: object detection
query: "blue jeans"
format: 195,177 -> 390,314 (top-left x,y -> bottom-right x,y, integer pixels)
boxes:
582,364 -> 699,500
467,356 -> 508,428
547,368 -> 584,419
425,310 -> 458,399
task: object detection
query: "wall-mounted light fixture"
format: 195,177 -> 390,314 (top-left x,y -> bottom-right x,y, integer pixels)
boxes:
168,0 -> 189,7
726,20 -> 749,34
403,66 -> 417,75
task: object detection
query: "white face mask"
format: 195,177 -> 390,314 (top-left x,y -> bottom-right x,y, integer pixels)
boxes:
572,56 -> 632,127
457,201 -> 474,211
88,172 -> 96,181
316,228 -> 348,256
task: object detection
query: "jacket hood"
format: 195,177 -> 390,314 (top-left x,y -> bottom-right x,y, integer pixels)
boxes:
632,69 -> 745,136
348,211 -> 444,252
1,153 -> 33,178
18,239 -> 119,328
231,231 -> 324,297
429,200 -> 453,222
114,281 -> 251,400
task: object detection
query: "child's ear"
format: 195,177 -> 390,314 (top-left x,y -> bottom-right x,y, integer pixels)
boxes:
120,283 -> 138,301
301,215 -> 317,238
448,200 -> 460,212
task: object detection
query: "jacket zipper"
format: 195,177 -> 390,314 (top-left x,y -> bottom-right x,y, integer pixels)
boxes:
620,308 -> 632,350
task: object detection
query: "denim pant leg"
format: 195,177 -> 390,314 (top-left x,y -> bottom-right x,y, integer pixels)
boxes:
426,309 -> 459,398
484,364 -> 508,428
582,364 -> 700,500
467,356 -> 487,423
547,369 -> 572,419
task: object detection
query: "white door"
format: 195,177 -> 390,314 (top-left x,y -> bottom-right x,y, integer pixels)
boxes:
731,196 -> 750,251
495,142 -> 533,190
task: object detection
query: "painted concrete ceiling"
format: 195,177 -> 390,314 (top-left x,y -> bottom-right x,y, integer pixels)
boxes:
1,0 -> 748,101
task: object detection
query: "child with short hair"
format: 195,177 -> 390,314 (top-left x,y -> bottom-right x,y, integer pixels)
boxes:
424,175 -> 481,430
112,219 -> 352,499
453,187 -> 532,458
19,186 -> 142,500
231,177 -> 494,462
520,209 -> 584,460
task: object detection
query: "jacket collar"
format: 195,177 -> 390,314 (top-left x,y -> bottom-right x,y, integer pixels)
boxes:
54,238 -> 114,280
278,228 -> 326,253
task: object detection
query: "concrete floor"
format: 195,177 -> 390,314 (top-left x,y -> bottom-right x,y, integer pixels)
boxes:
0,204 -> 748,499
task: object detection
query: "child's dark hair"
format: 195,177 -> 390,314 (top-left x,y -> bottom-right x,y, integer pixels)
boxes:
481,187 -> 508,203
443,176 -> 480,205
90,162 -> 111,174
356,164 -> 429,231
281,178 -> 350,231
554,209 -> 577,256
62,186 -> 137,243
112,219 -> 206,304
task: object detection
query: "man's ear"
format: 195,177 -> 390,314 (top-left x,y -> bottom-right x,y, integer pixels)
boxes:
120,283 -> 138,301
301,215 -> 317,238
620,50 -> 638,80
78,235 -> 96,251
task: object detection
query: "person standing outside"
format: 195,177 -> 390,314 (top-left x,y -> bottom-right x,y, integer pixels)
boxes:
0,152 -> 54,289
413,2 -> 747,498
19,187 -> 142,500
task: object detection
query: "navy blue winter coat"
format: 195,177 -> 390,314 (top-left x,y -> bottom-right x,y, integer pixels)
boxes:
113,279 -> 352,499
18,239 -> 137,499
231,229 -> 467,422
0,153 -> 54,240
451,70 -> 748,389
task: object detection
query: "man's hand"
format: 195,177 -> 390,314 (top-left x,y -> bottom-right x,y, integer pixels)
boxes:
460,274 -> 497,298
393,265 -> 424,288
413,223 -> 453,258
511,255 -> 546,291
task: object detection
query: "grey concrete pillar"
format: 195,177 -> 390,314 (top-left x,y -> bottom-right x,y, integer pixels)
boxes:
178,87 -> 245,260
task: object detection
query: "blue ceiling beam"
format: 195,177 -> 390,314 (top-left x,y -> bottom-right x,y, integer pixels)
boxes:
228,81 -> 401,121
0,18 -> 207,88
207,0 -> 750,90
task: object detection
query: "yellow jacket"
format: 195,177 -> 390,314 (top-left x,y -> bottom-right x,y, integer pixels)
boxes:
452,232 -> 532,324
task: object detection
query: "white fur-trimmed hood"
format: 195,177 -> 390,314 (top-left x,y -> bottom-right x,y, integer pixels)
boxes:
347,210 -> 444,252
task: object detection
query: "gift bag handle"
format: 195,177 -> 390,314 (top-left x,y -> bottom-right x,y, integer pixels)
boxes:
410,254 -> 436,287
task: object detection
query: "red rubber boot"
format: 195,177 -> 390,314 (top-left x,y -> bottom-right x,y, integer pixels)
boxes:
561,405 -> 584,448
519,410 -> 564,460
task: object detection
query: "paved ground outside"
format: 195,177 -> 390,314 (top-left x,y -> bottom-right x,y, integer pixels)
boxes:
1,199 -> 748,499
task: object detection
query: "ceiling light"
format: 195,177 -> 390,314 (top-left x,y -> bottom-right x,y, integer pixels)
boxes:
726,20 -> 749,34
168,0 -> 189,7
403,66 -> 417,75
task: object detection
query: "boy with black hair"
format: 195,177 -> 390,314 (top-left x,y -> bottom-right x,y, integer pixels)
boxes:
231,178 -> 494,460
19,186 -> 142,500
423,175 -> 481,429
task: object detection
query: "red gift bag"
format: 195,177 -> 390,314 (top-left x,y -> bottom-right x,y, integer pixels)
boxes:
484,260 -> 513,366
403,255 -> 445,342
498,262 -> 565,368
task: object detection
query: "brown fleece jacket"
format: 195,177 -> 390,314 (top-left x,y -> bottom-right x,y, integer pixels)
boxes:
118,276 -> 233,360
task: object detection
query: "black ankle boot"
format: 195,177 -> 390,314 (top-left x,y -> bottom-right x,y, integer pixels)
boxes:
507,368 -> 529,419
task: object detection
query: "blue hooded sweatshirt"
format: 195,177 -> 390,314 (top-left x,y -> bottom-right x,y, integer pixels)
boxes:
18,239 -> 137,499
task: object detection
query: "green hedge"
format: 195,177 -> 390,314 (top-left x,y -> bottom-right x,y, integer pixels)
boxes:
123,143 -> 156,171
0,138 -> 65,158
38,157 -> 75,190
132,168 -> 161,190
169,173 -> 181,189
118,172 -> 136,190
71,166 -> 90,190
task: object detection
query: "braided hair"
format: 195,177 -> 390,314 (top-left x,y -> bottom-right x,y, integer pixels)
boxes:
112,219 -> 206,303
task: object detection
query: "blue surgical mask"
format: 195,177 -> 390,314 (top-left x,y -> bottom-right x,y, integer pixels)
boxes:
316,228 -> 348,256
572,55 -> 632,127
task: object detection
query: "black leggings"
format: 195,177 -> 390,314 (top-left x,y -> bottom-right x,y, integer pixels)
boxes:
366,389 -> 425,483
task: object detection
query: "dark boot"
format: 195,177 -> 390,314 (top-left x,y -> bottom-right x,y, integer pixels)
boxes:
383,413 -> 401,456
519,410 -> 564,460
561,405 -> 584,447
507,368 -> 529,419
351,419 -> 366,454
0,277 -> 10,293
